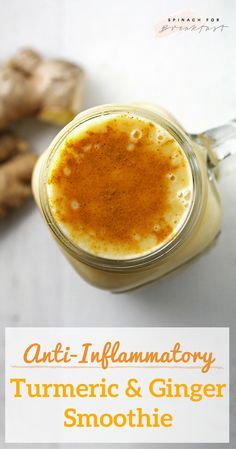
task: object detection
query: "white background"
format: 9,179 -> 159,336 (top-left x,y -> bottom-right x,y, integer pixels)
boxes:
0,0 -> 235,448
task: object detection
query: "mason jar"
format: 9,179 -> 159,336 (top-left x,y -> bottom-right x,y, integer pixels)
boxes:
32,104 -> 235,292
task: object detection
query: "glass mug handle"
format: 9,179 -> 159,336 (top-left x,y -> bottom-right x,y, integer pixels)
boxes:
191,120 -> 236,173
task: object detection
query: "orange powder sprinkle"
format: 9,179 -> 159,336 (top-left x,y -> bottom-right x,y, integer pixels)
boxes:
47,115 -> 191,258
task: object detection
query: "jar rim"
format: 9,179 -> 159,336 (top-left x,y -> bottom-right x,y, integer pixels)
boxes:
39,104 -> 203,271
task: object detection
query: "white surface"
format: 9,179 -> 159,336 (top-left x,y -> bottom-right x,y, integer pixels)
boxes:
0,0 -> 235,448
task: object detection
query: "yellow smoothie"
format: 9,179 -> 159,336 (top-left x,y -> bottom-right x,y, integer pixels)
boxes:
32,104 -> 223,291
47,114 -> 193,260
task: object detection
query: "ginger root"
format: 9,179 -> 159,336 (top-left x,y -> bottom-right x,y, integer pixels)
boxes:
0,132 -> 37,217
0,49 -> 84,218
0,48 -> 85,128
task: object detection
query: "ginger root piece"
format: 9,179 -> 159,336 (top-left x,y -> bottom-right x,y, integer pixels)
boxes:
0,132 -> 37,217
0,48 -> 85,129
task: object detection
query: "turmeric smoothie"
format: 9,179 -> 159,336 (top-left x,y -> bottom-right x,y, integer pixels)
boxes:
46,114 -> 193,260
32,104 -> 223,291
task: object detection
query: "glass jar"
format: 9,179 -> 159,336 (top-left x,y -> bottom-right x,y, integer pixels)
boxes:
32,104 -> 235,292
